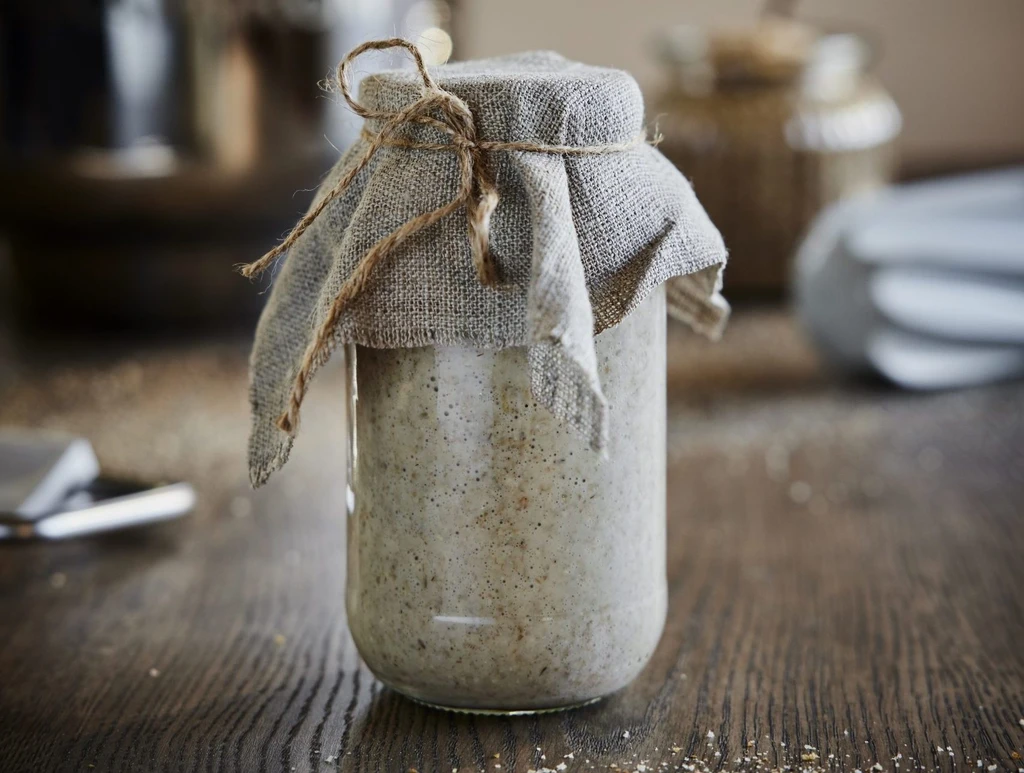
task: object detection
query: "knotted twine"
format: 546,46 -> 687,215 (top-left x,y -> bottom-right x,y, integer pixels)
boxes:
240,38 -> 647,436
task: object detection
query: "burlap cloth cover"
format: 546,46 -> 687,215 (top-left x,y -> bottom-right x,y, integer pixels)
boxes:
247,49 -> 728,487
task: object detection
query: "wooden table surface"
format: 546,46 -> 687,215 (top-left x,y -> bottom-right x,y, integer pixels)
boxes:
1,311 -> 1022,773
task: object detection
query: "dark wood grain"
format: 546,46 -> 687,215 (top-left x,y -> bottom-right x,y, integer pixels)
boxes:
1,311 -> 1022,773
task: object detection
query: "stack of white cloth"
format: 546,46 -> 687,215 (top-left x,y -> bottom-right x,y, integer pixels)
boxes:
795,167 -> 1024,389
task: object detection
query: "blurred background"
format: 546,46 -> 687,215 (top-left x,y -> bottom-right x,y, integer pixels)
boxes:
1,5 -> 1023,766
0,0 -> 1022,528
1,0 -> 1022,329
462,0 -> 1024,171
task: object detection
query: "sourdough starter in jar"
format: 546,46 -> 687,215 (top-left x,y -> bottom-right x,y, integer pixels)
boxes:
345,289 -> 667,712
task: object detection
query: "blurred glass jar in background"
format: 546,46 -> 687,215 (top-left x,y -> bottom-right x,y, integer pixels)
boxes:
653,18 -> 901,297
0,0 -> 453,332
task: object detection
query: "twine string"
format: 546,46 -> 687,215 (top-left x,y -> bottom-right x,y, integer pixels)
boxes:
239,37 -> 645,436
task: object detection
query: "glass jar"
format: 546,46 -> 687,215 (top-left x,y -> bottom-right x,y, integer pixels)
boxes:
653,21 -> 901,296
345,288 -> 668,713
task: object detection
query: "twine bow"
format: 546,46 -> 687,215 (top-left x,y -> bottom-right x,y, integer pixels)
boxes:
241,38 -> 647,436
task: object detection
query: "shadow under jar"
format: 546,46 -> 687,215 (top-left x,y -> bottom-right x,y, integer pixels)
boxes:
345,288 -> 668,713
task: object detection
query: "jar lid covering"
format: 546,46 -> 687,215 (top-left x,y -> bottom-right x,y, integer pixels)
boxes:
246,42 -> 728,486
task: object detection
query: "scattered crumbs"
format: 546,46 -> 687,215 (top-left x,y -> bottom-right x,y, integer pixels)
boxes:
978,762 -> 984,768
715,751 -> 722,758
803,753 -> 820,762
938,748 -> 946,755
148,668 -> 160,678
707,731 -> 716,740
873,764 -> 885,771
988,767 -> 997,772
1012,753 -> 1022,761
1019,719 -> 1024,728
623,731 -> 631,739
49,572 -> 67,589
566,753 -> 575,760
637,765 -> 647,772
493,754 -> 501,759
844,730 -> 851,738
748,741 -> 757,748
273,633 -> 287,647
324,756 -> 335,764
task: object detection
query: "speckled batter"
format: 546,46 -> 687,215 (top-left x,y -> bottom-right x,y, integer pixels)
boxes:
345,289 -> 667,712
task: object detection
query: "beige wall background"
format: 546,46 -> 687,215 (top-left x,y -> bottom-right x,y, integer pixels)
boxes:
459,0 -> 1024,168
